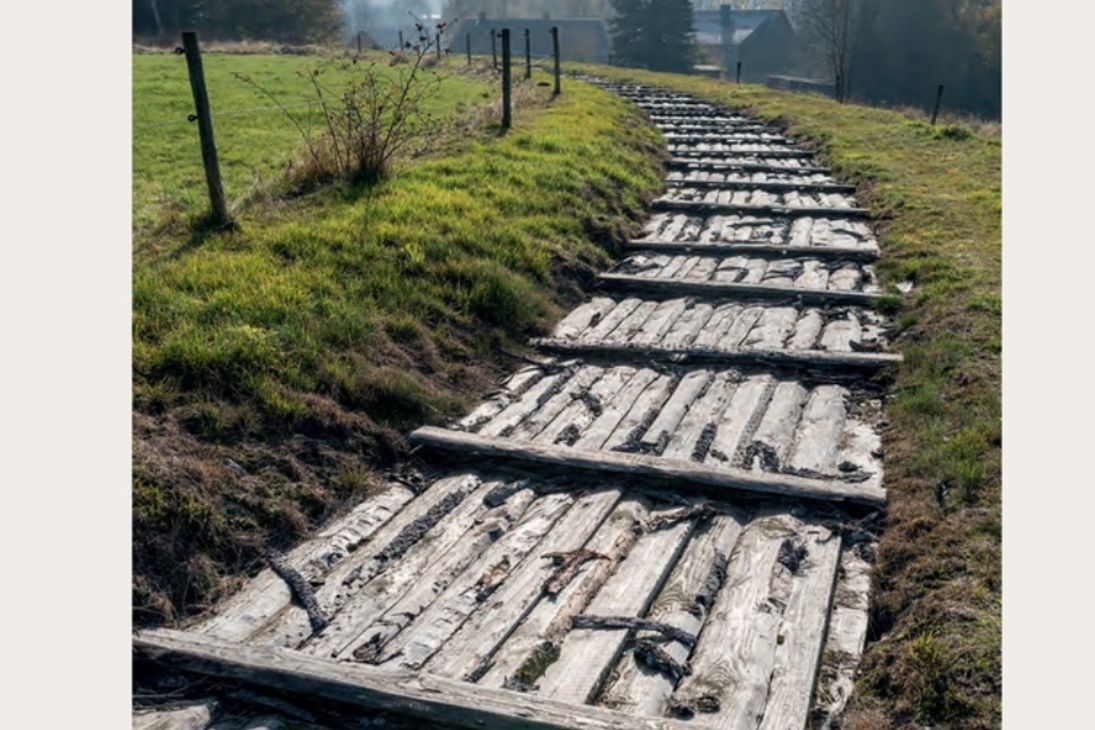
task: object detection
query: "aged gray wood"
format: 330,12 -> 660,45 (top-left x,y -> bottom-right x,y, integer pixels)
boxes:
631,299 -> 691,346
663,178 -> 855,193
537,511 -> 697,704
574,368 -> 664,451
532,367 -> 637,446
301,478 -> 515,658
457,366 -> 545,432
671,511 -> 798,730
132,700 -> 216,730
626,241 -> 879,261
197,484 -> 416,643
661,371 -> 741,461
705,375 -> 775,467
745,382 -> 809,472
479,369 -> 575,438
508,366 -> 604,442
819,314 -> 863,352
692,304 -> 743,348
669,159 -> 832,175
582,298 -> 645,342
787,310 -> 824,351
552,298 -> 617,340
639,369 -> 714,453
742,307 -> 798,350
478,498 -> 649,688
787,386 -> 848,476
605,301 -> 660,344
661,302 -> 715,348
409,427 -> 886,506
247,473 -> 482,649
758,521 -> 843,730
654,199 -> 869,219
599,514 -> 746,717
719,306 -> 764,349
372,492 -> 576,669
134,630 -> 721,730
600,372 -> 679,452
599,274 -> 883,307
424,488 -> 624,680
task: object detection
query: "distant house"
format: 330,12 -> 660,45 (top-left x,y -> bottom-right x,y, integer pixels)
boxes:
692,7 -> 796,82
447,14 -> 610,64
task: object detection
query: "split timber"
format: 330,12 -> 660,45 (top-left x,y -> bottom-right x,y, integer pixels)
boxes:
134,81 -> 893,730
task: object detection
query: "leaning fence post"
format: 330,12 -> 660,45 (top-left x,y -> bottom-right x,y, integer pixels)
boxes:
551,26 -> 560,95
736,61 -> 742,84
931,84 -> 946,125
399,30 -> 404,49
525,28 -> 532,79
181,31 -> 228,225
357,31 -> 362,53
466,32 -> 471,65
491,29 -> 497,68
436,32 -> 442,62
501,29 -> 512,130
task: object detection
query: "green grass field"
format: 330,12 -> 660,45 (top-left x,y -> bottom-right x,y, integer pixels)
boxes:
132,51 -> 1000,730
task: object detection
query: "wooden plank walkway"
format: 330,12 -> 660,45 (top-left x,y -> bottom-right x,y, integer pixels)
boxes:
134,80 -> 892,730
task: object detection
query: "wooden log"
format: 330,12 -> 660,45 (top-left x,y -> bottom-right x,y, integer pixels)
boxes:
668,149 -> 818,160
787,386 -> 848,476
532,367 -> 637,447
367,492 -> 576,668
668,159 -> 832,175
479,368 -> 575,438
582,297 -> 644,341
757,521 -> 843,730
604,301 -> 660,344
794,260 -> 831,290
737,259 -> 769,285
656,255 -> 690,279
134,629 -> 722,730
744,382 -> 809,472
552,298 -> 617,340
663,178 -> 855,194
508,366 -> 604,442
597,274 -> 883,308
456,366 -> 545,432
839,420 -> 884,487
661,302 -> 716,348
477,498 -> 649,688
819,314 -> 863,352
574,368 -> 664,451
630,299 -> 691,346
718,306 -> 764,349
711,257 -> 749,284
787,309 -> 824,351
599,514 -> 745,716
197,484 -> 415,642
705,375 -> 775,467
247,474 -> 482,649
537,512 -> 698,704
638,370 -> 714,454
827,266 -> 863,292
424,488 -> 624,680
600,373 -> 678,452
132,700 -> 216,730
669,511 -> 797,729
685,257 -> 720,282
661,371 -> 741,462
692,304 -> 743,348
653,199 -> 870,219
741,307 -> 798,350
300,478 -> 517,658
526,338 -> 903,371
409,428 -> 887,506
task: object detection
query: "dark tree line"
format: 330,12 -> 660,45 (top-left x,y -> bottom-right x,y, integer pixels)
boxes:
609,0 -> 695,73
132,0 -> 343,44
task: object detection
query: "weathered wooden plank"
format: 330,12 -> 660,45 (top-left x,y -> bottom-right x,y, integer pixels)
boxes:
718,306 -> 765,349
599,514 -> 745,717
600,372 -> 679,452
478,369 -> 575,438
668,159 -> 832,175
736,259 -> 769,285
552,297 -> 617,340
660,371 -> 741,462
758,521 -> 843,730
508,366 -> 604,442
787,309 -> 824,351
819,314 -> 863,352
664,178 -> 855,194
741,307 -> 799,350
456,366 -> 545,432
369,491 -> 576,669
670,511 -> 798,730
423,487 -> 624,682
660,302 -> 715,348
705,375 -> 775,467
300,478 -> 517,658
598,274 -> 884,307
657,255 -> 691,280
787,386 -> 848,476
537,513 -> 698,704
582,297 -> 645,341
132,700 -> 216,730
692,304 -> 743,348
626,241 -> 877,261
197,484 -> 416,643
478,498 -> 650,688
574,368 -> 664,451
827,266 -> 863,292
630,299 -> 691,346
409,428 -> 887,506
532,367 -> 637,446
638,369 -> 715,453
795,260 -> 831,290
134,629 -> 722,730
247,474 -> 482,649
745,382 -> 809,472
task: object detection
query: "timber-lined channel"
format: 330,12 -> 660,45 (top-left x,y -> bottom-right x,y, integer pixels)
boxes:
134,82 -> 894,730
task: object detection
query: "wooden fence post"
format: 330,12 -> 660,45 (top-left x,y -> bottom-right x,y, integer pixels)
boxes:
525,28 -> 532,79
399,30 -> 404,49
356,31 -> 362,54
466,33 -> 471,65
436,32 -> 442,62
931,84 -> 946,125
491,29 -> 497,69
181,31 -> 228,225
501,29 -> 512,130
551,26 -> 561,96
736,61 -> 742,84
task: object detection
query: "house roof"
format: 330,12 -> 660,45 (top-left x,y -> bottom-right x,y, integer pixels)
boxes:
692,8 -> 788,47
447,17 -> 610,60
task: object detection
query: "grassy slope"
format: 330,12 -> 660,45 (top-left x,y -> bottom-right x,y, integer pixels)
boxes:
569,65 -> 1001,730
132,54 -> 664,625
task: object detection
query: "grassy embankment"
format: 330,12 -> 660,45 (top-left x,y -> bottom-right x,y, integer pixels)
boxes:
569,64 -> 1001,730
132,52 -> 665,626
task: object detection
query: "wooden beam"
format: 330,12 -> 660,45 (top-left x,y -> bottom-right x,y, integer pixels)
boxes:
653,199 -> 871,219
408,427 -> 887,507
663,134 -> 794,145
664,178 -> 856,194
133,629 -> 719,730
669,149 -> 816,159
669,159 -> 831,175
625,240 -> 878,262
527,338 -> 901,371
597,273 -> 883,308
